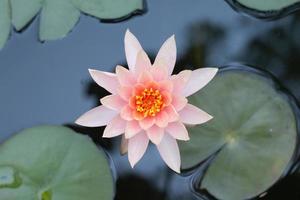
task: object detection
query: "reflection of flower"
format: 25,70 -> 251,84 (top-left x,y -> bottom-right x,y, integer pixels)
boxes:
76,30 -> 218,173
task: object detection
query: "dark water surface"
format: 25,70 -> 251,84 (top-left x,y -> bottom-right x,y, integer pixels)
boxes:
1,0 -> 300,199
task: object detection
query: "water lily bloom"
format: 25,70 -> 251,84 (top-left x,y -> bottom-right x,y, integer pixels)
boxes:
76,30 -> 218,173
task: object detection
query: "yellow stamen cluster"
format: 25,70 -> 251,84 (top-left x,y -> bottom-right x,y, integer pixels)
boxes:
135,88 -> 164,117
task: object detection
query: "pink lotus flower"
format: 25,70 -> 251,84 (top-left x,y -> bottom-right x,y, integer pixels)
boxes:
76,30 -> 218,173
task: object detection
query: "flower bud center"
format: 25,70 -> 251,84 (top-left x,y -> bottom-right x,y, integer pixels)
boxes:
135,88 -> 164,117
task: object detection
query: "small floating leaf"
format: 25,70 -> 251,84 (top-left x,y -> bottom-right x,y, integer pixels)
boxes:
39,0 -> 81,41
0,126 -> 114,200
71,0 -> 143,20
226,0 -> 300,19
0,0 -> 11,49
236,0 -> 299,11
0,0 -> 144,49
179,66 -> 297,200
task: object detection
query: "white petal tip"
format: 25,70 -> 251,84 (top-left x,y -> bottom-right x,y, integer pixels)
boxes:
198,115 -> 213,125
129,160 -> 137,168
125,29 -> 133,37
207,115 -> 214,122
75,117 -> 90,127
74,119 -> 83,126
102,128 -> 111,138
208,67 -> 219,75
170,34 -> 175,40
102,127 -> 119,138
165,162 -> 181,174
172,167 -> 180,173
88,68 -> 97,76
102,132 -> 110,138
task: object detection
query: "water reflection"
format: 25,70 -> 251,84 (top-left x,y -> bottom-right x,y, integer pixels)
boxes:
182,13 -> 300,100
115,175 -> 165,200
262,175 -> 300,199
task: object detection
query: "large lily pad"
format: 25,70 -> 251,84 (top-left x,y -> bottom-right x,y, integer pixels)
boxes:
0,126 -> 114,200
179,66 -> 298,200
0,0 -> 144,49
226,0 -> 300,19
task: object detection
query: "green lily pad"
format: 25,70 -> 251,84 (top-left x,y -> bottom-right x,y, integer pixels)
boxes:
10,0 -> 43,31
71,0 -> 143,20
226,0 -> 300,19
0,126 -> 114,200
39,0 -> 81,41
0,0 -> 143,49
179,66 -> 297,200
0,0 -> 11,49
236,0 -> 299,11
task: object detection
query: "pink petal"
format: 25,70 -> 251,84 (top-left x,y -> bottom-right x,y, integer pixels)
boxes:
75,105 -> 117,127
125,120 -> 142,139
144,81 -> 160,91
132,110 -> 144,120
166,122 -> 189,141
146,125 -> 164,145
161,91 -> 172,106
88,69 -> 119,94
118,86 -> 133,101
154,35 -> 177,75
100,94 -> 127,110
103,115 -> 126,138
125,29 -> 143,71
159,80 -> 173,92
139,117 -> 155,130
120,105 -> 134,121
116,65 -> 136,86
179,104 -> 213,125
183,68 -> 218,97
133,84 -> 145,95
164,105 -> 179,122
171,95 -> 188,111
155,111 -> 169,128
120,135 -> 128,155
137,70 -> 153,85
171,70 -> 192,94
128,132 -> 149,167
151,66 -> 168,81
157,134 -> 181,173
129,96 -> 137,109
135,50 -> 152,75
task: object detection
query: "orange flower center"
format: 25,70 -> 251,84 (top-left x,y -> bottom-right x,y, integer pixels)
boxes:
135,88 -> 164,117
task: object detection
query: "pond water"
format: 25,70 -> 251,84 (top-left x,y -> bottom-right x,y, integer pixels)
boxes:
0,0 -> 300,199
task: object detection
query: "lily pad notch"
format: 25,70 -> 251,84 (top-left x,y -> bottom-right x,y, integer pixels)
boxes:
179,64 -> 299,200
0,0 -> 145,49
